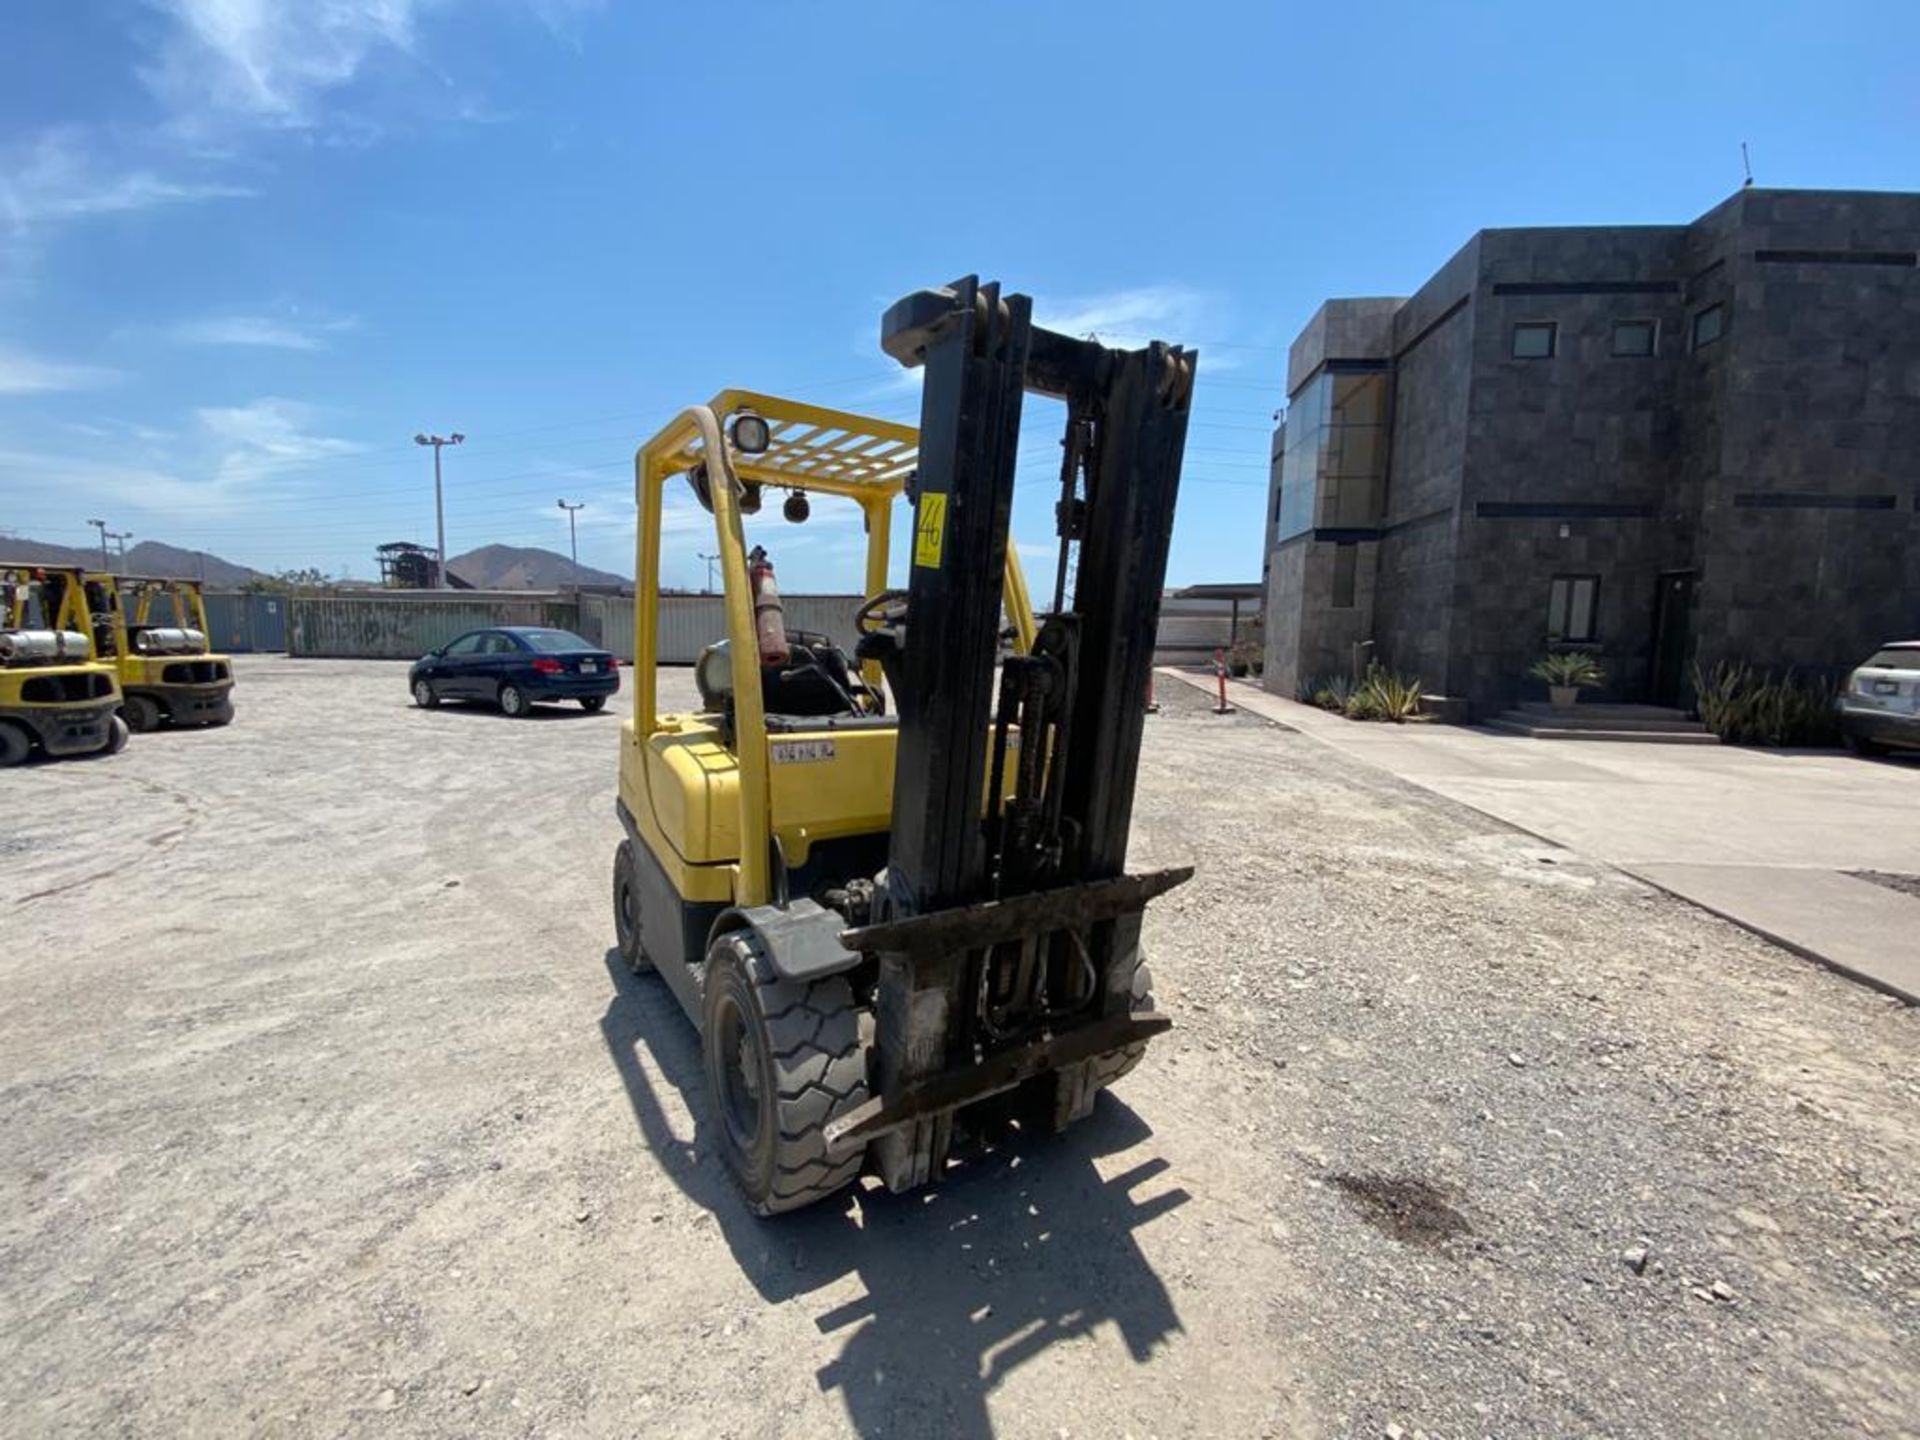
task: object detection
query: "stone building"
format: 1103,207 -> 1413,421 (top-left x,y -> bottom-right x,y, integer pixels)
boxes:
1261,187 -> 1920,715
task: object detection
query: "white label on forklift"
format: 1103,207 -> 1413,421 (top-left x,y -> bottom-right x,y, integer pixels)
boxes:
771,739 -> 836,765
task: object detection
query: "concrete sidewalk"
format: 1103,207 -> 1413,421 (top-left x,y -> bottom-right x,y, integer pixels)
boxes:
1164,668 -> 1920,1002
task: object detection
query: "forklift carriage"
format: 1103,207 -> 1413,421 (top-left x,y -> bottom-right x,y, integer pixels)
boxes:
614,278 -> 1196,1213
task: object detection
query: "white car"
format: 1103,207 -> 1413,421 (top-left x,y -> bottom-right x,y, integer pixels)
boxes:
1838,641 -> 1920,756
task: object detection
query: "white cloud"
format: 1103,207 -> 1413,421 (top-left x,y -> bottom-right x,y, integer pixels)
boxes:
140,0 -> 438,128
1034,284 -> 1214,346
167,312 -> 356,350
196,396 -> 362,485
0,129 -> 250,238
0,346 -> 120,394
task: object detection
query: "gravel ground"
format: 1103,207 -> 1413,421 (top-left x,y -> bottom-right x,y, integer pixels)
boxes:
2,658 -> 1915,1438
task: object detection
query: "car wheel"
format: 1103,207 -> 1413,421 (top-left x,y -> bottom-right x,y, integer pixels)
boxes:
0,721 -> 31,767
412,678 -> 439,709
1846,733 -> 1885,757
499,683 -> 531,718
580,695 -> 606,713
612,839 -> 650,974
122,694 -> 163,732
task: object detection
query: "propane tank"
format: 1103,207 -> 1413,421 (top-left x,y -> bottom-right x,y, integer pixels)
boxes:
132,627 -> 208,655
748,546 -> 790,665
0,629 -> 91,664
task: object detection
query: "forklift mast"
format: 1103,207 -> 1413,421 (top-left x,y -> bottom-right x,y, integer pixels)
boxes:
839,277 -> 1197,1188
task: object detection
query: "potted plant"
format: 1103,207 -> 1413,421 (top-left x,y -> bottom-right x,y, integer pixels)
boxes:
1530,651 -> 1605,709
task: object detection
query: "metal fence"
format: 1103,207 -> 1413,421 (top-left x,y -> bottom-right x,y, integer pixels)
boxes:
278,588 -> 1252,664
286,592 -> 580,659
202,592 -> 288,653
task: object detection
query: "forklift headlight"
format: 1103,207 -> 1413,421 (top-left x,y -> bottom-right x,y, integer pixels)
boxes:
783,490 -> 810,524
729,412 -> 771,455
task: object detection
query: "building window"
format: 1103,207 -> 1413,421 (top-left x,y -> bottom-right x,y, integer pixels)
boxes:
1547,575 -> 1600,643
1511,322 -> 1556,359
1331,543 -> 1357,609
1611,319 -> 1657,357
1690,303 -> 1725,351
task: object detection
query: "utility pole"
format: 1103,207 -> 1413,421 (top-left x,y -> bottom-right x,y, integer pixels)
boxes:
697,551 -> 719,594
556,499 -> 585,587
413,431 -> 465,588
88,518 -> 110,571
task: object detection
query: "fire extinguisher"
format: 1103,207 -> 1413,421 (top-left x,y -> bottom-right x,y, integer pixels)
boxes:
748,545 -> 790,665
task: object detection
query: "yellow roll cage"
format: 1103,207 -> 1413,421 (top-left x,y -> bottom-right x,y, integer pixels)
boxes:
631,389 -> 1036,905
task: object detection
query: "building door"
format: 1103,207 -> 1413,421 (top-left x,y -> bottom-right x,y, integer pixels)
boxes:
1648,571 -> 1696,706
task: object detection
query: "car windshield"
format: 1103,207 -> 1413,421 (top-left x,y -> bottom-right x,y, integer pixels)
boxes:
517,629 -> 595,653
1859,648 -> 1920,670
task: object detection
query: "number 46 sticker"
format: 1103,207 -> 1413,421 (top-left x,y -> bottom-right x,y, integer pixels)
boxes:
914,493 -> 947,570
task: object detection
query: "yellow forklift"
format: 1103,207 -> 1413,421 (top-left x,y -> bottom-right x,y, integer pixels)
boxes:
0,563 -> 128,765
614,277 -> 1196,1213
83,572 -> 236,731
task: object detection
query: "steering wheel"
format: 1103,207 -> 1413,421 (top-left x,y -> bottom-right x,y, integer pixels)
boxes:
855,588 -> 910,636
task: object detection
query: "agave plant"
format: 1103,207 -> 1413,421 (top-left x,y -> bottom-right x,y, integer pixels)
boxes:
1351,662 -> 1423,722
1529,651 -> 1606,691
1691,660 -> 1840,746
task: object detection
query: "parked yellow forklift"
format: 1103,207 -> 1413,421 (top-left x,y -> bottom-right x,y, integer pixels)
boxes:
613,277 -> 1196,1214
0,564 -> 129,765
83,572 -> 236,730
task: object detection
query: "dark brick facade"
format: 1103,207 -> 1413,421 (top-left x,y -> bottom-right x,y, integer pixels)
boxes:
1262,188 -> 1920,714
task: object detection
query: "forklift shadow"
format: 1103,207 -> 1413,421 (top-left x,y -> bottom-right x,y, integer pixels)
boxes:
598,950 -> 1190,1438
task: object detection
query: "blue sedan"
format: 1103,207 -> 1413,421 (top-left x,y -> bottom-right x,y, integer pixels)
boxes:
409,626 -> 619,717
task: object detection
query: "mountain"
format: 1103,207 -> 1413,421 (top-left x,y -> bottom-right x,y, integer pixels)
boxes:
0,535 -> 261,584
447,543 -> 628,590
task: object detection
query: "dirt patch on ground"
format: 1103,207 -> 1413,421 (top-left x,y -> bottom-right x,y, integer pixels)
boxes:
1329,1174 -> 1471,1248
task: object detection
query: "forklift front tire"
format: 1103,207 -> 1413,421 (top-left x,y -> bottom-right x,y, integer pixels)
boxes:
0,722 -> 30,767
701,930 -> 869,1216
612,839 -> 649,974
122,695 -> 162,733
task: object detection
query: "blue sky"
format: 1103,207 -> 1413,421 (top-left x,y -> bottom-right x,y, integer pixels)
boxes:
1,1 -> 1915,591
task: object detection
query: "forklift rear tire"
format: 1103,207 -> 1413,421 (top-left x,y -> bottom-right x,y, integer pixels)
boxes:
102,715 -> 130,756
701,930 -> 870,1216
612,839 -> 650,974
0,722 -> 30,767
123,695 -> 162,733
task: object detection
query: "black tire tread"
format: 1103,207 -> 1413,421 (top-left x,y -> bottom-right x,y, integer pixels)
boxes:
715,933 -> 868,1215
612,840 -> 650,973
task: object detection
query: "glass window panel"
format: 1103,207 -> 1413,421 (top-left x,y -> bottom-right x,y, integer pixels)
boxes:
1691,304 -> 1724,350
1569,579 -> 1597,641
1512,323 -> 1556,359
1611,320 -> 1657,357
1547,578 -> 1570,639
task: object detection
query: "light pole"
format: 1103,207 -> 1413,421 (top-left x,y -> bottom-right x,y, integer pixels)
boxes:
107,530 -> 133,574
88,518 -> 110,571
413,431 -> 465,588
556,499 -> 585,586
697,551 -> 719,594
